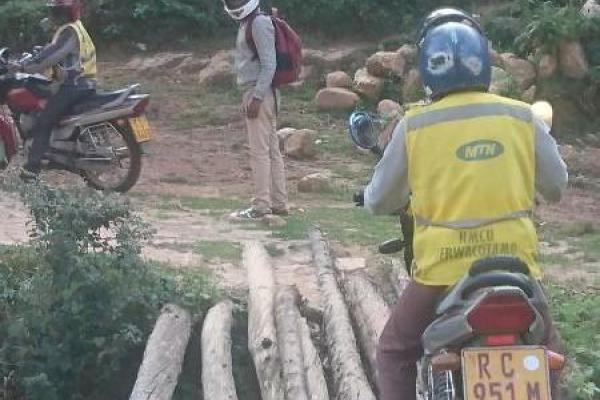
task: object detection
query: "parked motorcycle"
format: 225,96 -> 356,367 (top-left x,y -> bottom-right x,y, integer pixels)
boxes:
348,110 -> 565,400
0,47 -> 151,192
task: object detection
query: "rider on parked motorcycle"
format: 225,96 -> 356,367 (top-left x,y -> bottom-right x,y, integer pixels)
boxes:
11,0 -> 96,179
364,8 -> 568,400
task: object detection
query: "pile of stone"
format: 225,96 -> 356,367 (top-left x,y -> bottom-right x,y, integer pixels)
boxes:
314,44 -> 421,112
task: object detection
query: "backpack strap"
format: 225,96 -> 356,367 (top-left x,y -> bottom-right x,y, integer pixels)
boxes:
244,11 -> 262,60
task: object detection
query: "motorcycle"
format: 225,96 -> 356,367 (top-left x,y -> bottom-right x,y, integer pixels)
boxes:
348,109 -> 565,400
0,47 -> 151,192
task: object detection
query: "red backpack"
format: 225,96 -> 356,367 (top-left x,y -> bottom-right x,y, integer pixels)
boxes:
245,9 -> 302,87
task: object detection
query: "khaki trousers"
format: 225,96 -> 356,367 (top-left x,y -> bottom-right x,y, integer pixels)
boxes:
243,89 -> 288,212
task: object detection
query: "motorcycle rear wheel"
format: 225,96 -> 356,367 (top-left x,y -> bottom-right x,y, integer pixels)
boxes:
81,122 -> 142,193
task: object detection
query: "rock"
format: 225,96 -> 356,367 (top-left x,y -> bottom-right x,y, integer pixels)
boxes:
377,99 -> 403,119
198,51 -> 234,86
538,54 -> 558,79
297,173 -> 333,193
585,133 -> 600,146
489,48 -> 503,67
176,57 -> 210,74
126,52 -> 192,72
366,51 -> 406,77
489,67 -> 515,96
303,47 -> 367,70
521,85 -> 537,103
277,128 -> 317,159
581,0 -> 600,18
326,71 -> 352,88
500,53 -> 536,90
262,214 -> 287,229
354,68 -> 385,100
402,68 -> 422,102
559,145 -> 600,175
397,44 -> 417,66
557,40 -> 589,80
315,87 -> 360,111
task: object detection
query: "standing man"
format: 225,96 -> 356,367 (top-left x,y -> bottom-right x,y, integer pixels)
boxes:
224,0 -> 289,219
364,8 -> 568,400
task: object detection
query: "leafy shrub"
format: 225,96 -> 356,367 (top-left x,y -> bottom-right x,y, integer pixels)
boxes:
0,0 -> 473,50
0,183 -> 216,400
545,282 -> 600,400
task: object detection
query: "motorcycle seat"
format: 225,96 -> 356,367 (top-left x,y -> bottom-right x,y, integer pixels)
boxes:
469,255 -> 530,276
69,85 -> 140,115
461,271 -> 534,299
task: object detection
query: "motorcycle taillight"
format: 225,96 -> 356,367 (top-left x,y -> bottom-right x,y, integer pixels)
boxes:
467,293 -> 536,335
133,97 -> 150,115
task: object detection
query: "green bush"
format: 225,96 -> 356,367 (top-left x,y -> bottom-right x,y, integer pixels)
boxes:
546,282 -> 600,400
0,183 -> 216,400
0,0 -> 473,50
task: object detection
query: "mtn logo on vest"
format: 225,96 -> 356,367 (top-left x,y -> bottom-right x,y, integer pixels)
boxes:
456,140 -> 504,161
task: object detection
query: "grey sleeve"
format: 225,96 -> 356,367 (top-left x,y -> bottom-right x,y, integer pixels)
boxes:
364,120 -> 411,215
534,117 -> 568,203
251,15 -> 277,100
22,28 -> 78,74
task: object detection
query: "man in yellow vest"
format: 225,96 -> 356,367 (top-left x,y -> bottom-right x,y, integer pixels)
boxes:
364,8 -> 568,400
16,0 -> 96,179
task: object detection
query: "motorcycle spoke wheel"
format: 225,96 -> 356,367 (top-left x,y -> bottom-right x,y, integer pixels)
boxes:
82,122 -> 142,193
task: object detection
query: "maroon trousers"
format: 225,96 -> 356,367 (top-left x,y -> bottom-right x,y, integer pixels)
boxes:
376,281 -> 564,400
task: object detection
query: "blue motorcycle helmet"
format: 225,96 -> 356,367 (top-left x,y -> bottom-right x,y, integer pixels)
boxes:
417,8 -> 491,100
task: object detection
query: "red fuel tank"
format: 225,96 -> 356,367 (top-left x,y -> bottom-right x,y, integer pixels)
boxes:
7,88 -> 44,111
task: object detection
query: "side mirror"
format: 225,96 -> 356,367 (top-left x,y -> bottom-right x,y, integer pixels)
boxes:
531,101 -> 553,130
348,111 -> 383,156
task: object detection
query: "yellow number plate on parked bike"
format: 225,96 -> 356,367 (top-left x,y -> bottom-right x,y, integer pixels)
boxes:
129,116 -> 152,143
462,347 -> 550,400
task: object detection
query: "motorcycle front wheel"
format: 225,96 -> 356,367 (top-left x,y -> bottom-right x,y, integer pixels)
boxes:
80,121 -> 142,193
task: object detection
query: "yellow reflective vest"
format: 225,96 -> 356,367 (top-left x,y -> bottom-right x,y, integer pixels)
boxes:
53,20 -> 97,78
405,92 -> 540,286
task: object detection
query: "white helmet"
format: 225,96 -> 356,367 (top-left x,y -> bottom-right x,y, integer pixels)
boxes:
223,0 -> 259,20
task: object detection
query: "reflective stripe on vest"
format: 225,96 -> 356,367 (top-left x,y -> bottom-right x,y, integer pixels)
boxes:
53,20 -> 97,78
405,92 -> 539,286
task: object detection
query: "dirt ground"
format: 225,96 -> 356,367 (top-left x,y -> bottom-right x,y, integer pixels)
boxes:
1,51 -> 599,302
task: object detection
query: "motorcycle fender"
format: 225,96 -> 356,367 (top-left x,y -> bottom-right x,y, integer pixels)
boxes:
422,313 -> 473,355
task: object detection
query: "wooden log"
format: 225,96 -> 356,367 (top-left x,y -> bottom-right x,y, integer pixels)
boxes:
297,312 -> 330,400
310,230 -> 376,400
341,273 -> 391,384
129,304 -> 192,400
274,286 -> 330,400
201,300 -> 238,400
244,242 -> 285,400
275,286 -> 311,400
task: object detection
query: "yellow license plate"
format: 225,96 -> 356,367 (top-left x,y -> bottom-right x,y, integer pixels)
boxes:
129,116 -> 152,143
463,347 -> 551,400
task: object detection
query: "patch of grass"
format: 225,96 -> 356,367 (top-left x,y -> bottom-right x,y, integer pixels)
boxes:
573,234 -> 600,262
150,195 -> 244,212
539,252 -> 570,266
194,240 -> 242,263
545,282 -> 600,399
273,206 -> 399,246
